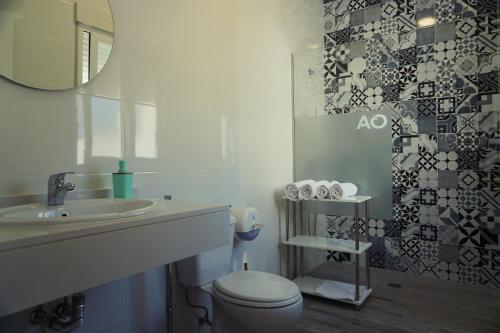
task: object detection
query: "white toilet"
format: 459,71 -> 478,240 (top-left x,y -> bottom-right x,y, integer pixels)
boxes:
177,212 -> 303,333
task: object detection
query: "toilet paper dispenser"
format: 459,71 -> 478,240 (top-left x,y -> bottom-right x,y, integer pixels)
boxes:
230,207 -> 262,241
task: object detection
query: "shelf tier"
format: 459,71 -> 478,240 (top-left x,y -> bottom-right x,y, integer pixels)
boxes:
283,235 -> 371,254
293,276 -> 372,306
283,195 -> 372,203
307,196 -> 372,203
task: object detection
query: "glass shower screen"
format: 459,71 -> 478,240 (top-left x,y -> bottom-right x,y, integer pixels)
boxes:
293,49 -> 393,219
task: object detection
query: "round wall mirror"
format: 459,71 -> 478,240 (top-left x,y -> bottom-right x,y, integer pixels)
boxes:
0,0 -> 114,90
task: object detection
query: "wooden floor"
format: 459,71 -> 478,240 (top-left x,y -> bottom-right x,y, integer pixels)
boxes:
292,263 -> 500,333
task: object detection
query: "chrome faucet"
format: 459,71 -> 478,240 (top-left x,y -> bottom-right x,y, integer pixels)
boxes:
48,172 -> 75,206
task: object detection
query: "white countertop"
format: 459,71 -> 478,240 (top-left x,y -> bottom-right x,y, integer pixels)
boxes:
0,200 -> 229,253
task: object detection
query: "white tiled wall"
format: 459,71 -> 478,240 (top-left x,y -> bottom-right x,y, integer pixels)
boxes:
0,0 -> 323,332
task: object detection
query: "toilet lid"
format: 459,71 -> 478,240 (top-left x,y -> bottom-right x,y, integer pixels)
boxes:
214,271 -> 300,303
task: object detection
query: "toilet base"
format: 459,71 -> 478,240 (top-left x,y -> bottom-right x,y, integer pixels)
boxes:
210,294 -> 303,333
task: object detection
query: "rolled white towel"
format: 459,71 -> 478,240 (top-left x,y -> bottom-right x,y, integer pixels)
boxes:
284,180 -> 314,201
331,182 -> 358,199
314,180 -> 331,199
329,181 -> 341,199
298,180 -> 329,200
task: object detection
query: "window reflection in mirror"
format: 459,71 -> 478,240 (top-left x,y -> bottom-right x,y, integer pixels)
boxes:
77,25 -> 113,85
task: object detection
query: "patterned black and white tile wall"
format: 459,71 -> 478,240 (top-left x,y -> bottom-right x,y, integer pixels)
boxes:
322,0 -> 500,287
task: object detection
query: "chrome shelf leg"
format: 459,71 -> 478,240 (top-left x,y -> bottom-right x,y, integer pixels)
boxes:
355,203 -> 360,302
365,201 -> 371,289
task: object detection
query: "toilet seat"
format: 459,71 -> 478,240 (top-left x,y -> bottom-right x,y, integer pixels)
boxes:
213,287 -> 302,308
213,271 -> 301,308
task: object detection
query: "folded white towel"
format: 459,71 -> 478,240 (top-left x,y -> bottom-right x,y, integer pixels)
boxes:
284,180 -> 314,201
316,280 -> 367,301
330,182 -> 358,199
314,180 -> 331,199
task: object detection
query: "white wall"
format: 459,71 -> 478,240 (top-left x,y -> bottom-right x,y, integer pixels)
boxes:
0,11 -> 14,78
293,47 -> 325,118
0,0 -> 323,332
76,0 -> 112,15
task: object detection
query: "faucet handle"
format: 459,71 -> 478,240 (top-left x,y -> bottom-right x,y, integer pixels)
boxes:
47,172 -> 75,206
48,172 -> 75,186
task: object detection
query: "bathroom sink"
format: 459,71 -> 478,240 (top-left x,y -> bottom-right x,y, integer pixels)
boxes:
0,199 -> 160,225
0,199 -> 230,317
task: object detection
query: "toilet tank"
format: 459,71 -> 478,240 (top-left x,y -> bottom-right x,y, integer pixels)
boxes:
176,217 -> 235,287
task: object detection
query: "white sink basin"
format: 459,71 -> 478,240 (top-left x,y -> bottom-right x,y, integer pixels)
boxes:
0,199 -> 160,225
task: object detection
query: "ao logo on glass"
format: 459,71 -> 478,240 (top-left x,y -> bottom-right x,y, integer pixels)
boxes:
356,114 -> 388,130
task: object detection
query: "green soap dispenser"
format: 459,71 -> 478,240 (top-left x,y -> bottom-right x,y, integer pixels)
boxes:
112,160 -> 133,199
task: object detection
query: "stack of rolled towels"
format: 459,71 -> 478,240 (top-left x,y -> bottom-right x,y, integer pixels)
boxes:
284,180 -> 358,201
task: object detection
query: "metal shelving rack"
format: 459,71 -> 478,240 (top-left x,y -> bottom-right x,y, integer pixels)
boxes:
282,196 -> 373,307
